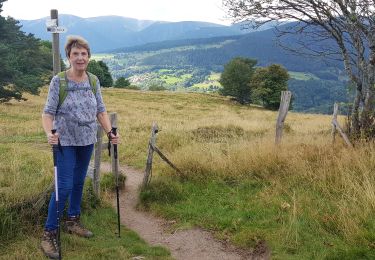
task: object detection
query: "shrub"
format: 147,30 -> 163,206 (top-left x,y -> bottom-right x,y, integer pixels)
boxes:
115,77 -> 131,88
149,84 -> 167,91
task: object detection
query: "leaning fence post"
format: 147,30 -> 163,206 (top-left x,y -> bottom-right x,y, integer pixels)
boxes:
275,91 -> 292,145
143,122 -> 159,187
331,103 -> 338,144
331,103 -> 353,148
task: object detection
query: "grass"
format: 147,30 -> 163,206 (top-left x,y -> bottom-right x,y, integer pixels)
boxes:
1,87 -> 374,259
191,72 -> 222,91
105,89 -> 373,258
140,148 -> 375,258
160,73 -> 191,85
0,91 -> 172,258
0,141 -> 171,258
289,71 -> 319,81
0,205 -> 171,259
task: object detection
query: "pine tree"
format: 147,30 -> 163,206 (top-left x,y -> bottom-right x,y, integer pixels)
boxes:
0,0 -> 53,102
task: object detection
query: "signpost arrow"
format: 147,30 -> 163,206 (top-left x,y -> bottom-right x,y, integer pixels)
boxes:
47,26 -> 68,33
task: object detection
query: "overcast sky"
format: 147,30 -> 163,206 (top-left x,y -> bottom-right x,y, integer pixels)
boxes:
2,0 -> 232,25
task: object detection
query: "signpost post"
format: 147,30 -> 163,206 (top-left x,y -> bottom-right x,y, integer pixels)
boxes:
47,9 -> 68,76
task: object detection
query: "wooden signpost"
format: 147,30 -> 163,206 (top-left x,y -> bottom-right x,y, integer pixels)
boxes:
47,9 -> 67,75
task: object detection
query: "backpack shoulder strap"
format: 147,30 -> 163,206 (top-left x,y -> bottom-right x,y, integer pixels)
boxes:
86,72 -> 98,96
57,71 -> 68,109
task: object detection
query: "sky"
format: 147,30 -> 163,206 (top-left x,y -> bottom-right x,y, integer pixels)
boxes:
2,0 -> 232,25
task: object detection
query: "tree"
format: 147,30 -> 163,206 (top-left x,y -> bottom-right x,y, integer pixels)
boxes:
223,0 -> 375,138
87,60 -> 113,87
219,57 -> 257,104
0,0 -> 53,102
114,77 -> 130,88
149,84 -> 167,91
251,64 -> 289,110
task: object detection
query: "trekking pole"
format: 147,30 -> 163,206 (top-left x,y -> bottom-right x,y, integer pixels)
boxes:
111,127 -> 121,238
51,129 -> 62,260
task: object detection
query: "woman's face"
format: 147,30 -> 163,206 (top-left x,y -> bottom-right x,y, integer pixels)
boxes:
68,46 -> 89,72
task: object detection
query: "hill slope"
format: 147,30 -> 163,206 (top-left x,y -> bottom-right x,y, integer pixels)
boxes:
1,89 -> 373,259
102,29 -> 348,113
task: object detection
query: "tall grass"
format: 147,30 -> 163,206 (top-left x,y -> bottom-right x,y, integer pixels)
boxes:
1,87 -> 374,258
104,89 -> 373,258
0,93 -> 53,242
171,141 -> 375,231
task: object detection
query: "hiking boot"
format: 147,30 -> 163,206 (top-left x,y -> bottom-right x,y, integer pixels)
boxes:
64,215 -> 93,238
41,230 -> 59,259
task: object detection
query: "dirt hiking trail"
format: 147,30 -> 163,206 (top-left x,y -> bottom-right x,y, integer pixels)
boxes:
106,164 -> 270,260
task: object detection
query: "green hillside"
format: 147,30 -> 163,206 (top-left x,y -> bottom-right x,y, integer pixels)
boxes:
93,28 -> 349,114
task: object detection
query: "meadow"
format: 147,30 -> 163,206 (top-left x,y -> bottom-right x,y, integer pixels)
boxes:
0,87 -> 374,259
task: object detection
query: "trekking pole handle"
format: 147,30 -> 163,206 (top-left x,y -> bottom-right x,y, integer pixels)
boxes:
111,127 -> 118,159
51,129 -> 58,145
51,129 -> 63,153
51,129 -> 58,165
111,127 -> 117,136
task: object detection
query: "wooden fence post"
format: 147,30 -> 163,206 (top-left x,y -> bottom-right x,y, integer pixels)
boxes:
331,103 -> 353,147
92,124 -> 103,197
143,122 -> 158,187
88,112 -> 118,198
275,91 -> 292,145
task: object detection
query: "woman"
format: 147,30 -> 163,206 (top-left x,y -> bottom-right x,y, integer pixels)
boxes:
41,35 -> 119,259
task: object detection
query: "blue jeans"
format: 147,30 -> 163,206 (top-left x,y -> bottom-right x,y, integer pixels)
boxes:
45,144 -> 94,231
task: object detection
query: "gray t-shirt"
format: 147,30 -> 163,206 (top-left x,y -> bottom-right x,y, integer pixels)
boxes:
43,75 -> 106,146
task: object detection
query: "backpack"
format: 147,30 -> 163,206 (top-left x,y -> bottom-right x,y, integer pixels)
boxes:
57,71 -> 98,109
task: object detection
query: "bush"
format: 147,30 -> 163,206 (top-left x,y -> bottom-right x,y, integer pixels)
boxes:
115,77 -> 131,88
149,84 -> 167,91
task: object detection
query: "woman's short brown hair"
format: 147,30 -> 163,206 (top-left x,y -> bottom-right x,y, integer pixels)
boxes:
64,35 -> 91,58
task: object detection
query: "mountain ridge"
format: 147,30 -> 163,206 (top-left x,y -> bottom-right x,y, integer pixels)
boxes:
19,14 -> 254,52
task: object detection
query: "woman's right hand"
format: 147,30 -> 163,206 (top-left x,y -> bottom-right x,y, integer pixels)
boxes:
47,132 -> 59,145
